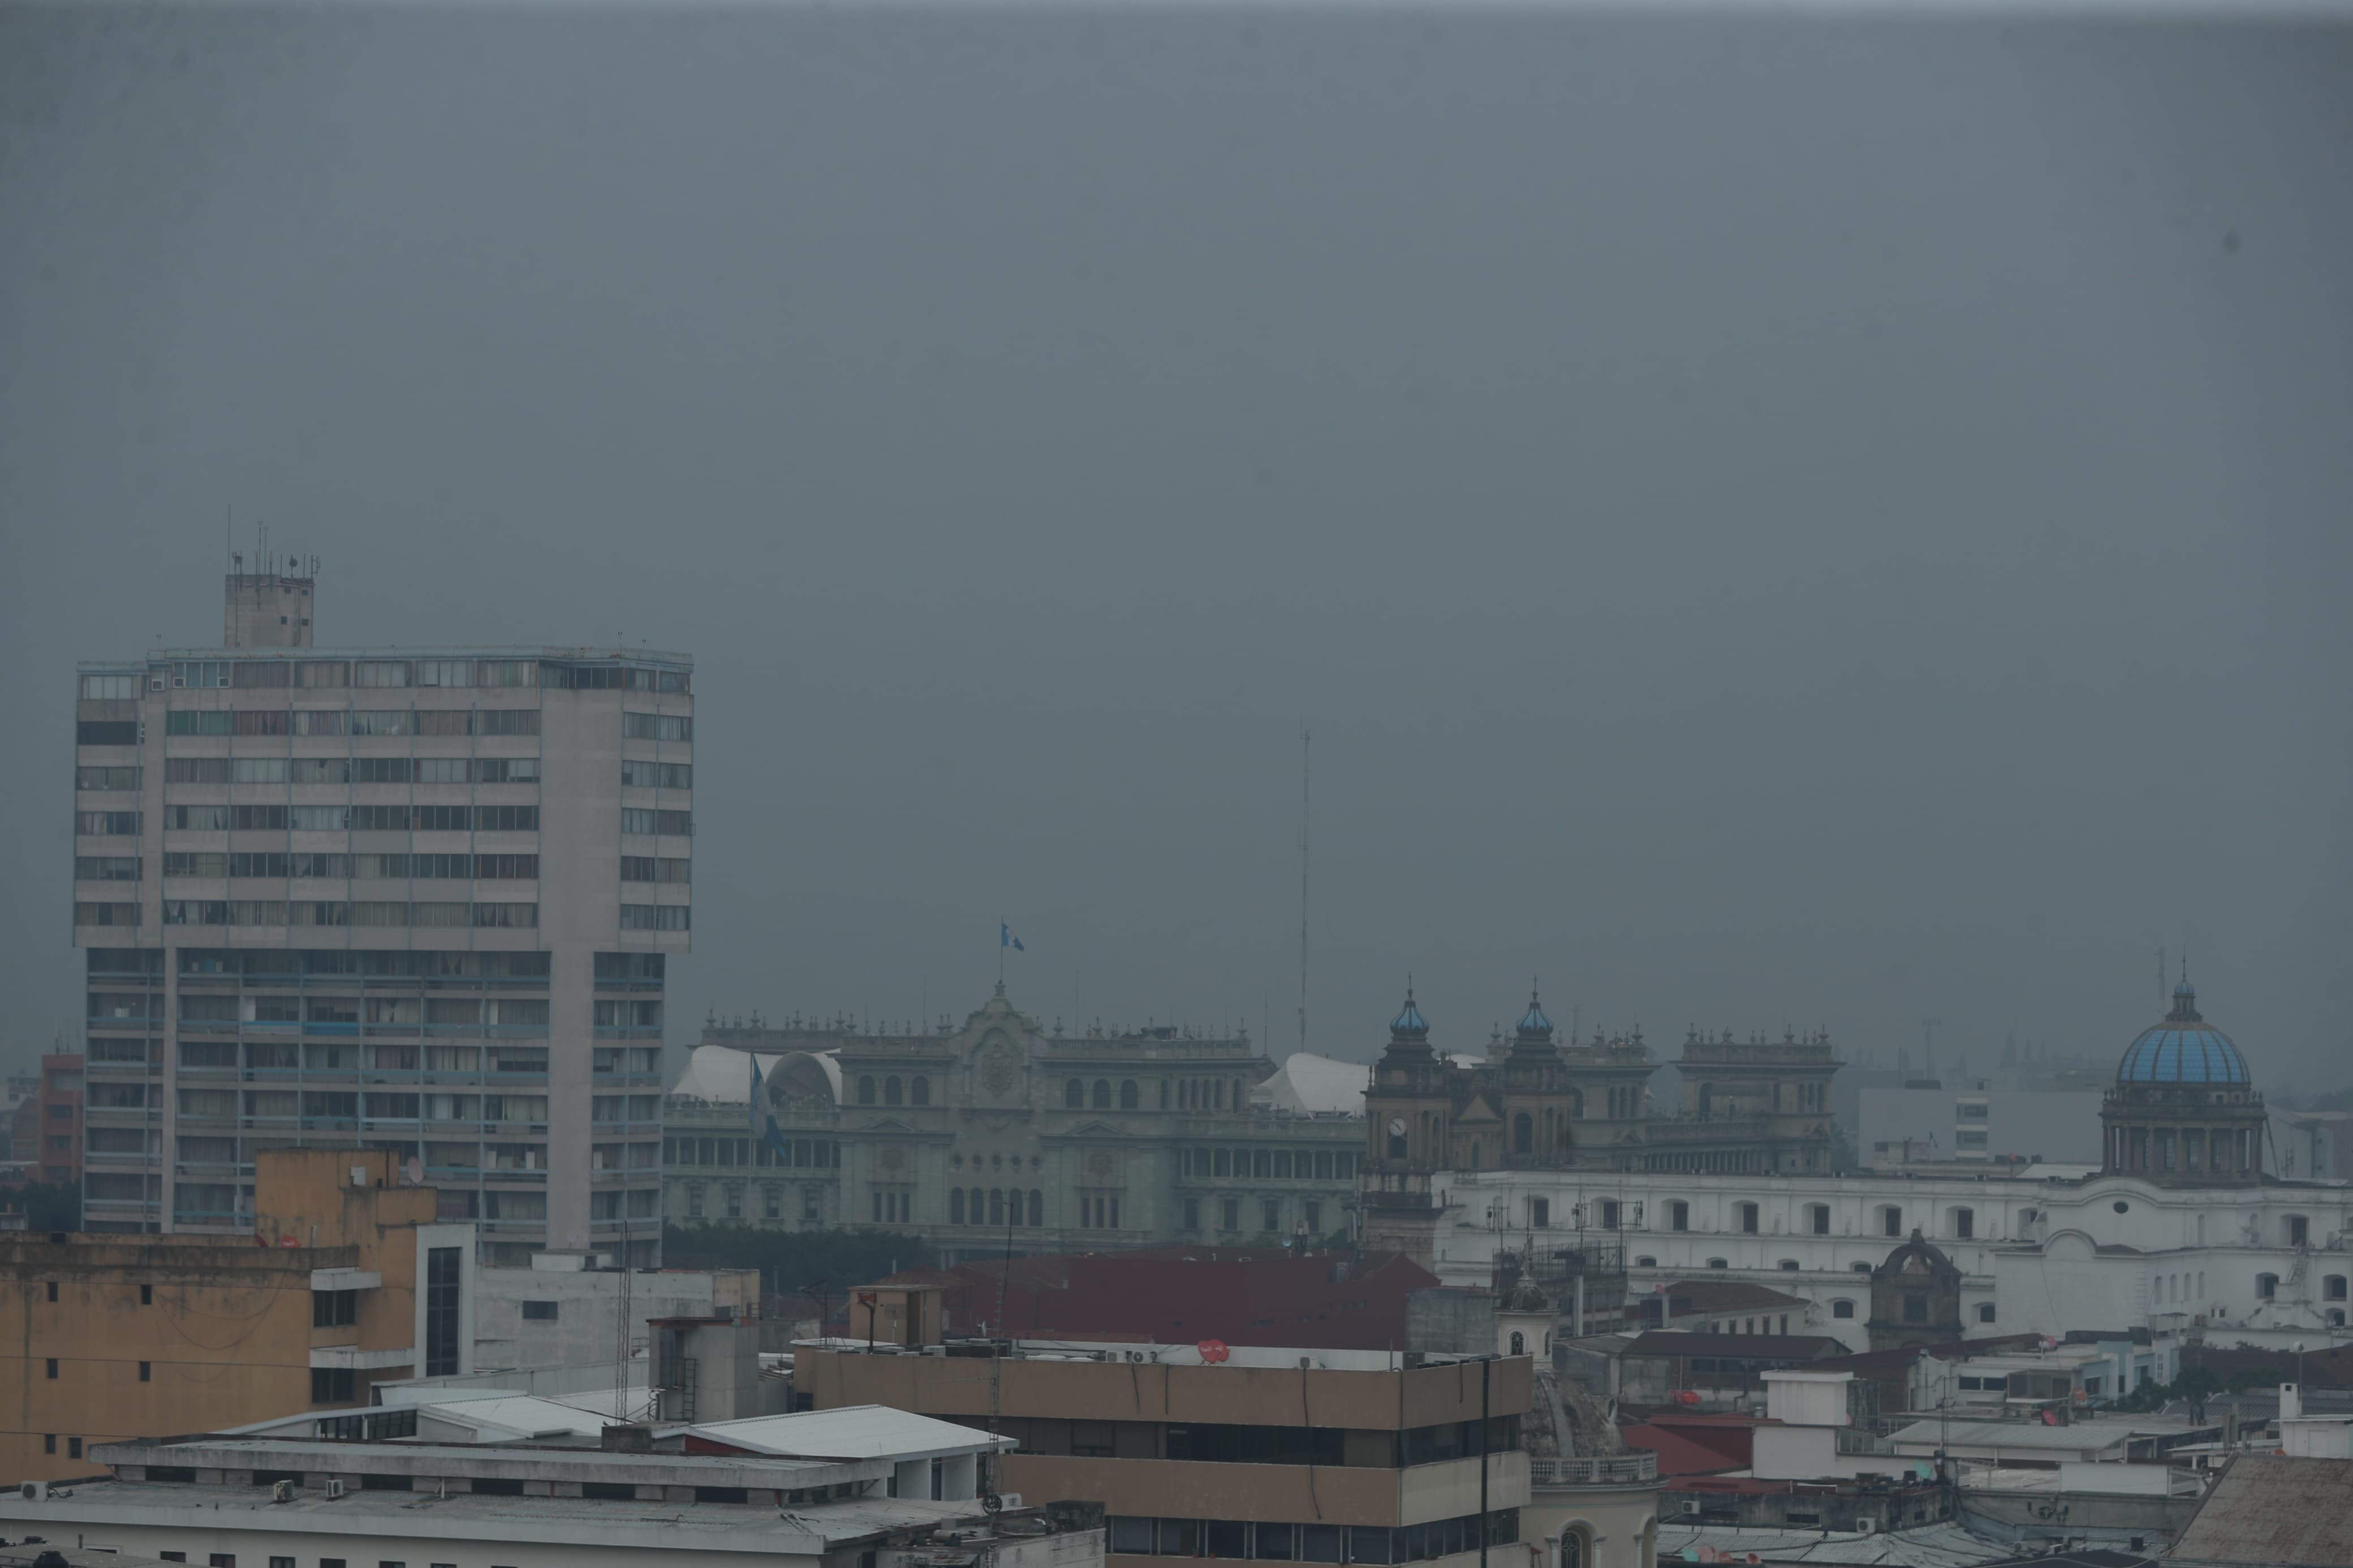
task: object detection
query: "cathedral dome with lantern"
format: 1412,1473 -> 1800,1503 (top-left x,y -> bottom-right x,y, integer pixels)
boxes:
2115,980 -> 2251,1086
2100,971 -> 2264,1188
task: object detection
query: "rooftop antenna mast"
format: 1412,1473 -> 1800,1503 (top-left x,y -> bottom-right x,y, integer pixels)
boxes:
1298,724 -> 1309,1058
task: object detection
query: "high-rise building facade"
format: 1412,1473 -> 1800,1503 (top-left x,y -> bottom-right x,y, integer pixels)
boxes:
72,569 -> 691,1263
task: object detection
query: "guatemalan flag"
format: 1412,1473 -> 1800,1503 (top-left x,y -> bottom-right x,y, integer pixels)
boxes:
1002,923 -> 1024,952
747,1055 -> 786,1159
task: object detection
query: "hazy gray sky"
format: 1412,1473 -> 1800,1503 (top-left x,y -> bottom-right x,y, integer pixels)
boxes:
3,5 -> 2348,1088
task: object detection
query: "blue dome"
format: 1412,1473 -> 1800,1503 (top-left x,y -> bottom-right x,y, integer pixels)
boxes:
2116,980 -> 2249,1085
1390,990 -> 1429,1039
1516,990 -> 1554,1040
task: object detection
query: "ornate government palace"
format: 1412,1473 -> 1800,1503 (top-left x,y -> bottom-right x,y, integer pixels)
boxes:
661,982 -> 1839,1258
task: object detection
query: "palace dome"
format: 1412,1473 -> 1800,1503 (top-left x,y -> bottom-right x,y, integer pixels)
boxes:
2116,980 -> 2249,1086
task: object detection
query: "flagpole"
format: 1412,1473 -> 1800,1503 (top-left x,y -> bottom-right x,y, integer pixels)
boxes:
999,920 -> 1006,990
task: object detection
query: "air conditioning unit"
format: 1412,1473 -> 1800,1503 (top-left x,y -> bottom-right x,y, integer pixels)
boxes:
325,1478 -> 347,1500
20,1480 -> 48,1501
1126,1350 -> 1148,1364
272,1480 -> 296,1503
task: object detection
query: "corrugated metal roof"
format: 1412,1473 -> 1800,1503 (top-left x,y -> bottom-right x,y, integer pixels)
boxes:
2170,1454 -> 2353,1565
1654,1520 -> 2015,1565
690,1404 -> 1014,1460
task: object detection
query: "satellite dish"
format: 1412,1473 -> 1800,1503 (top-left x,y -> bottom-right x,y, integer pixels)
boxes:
403,1156 -> 425,1186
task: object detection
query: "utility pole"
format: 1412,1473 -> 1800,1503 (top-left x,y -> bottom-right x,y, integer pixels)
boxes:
1299,725 -> 1310,1057
1477,1355 -> 1491,1568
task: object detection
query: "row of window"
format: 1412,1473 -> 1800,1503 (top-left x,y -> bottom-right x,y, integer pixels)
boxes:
178,995 -> 553,1025
158,705 -> 544,735
667,1134 -> 842,1169
623,712 -> 693,741
154,755 -> 542,784
682,1182 -> 826,1221
88,946 -> 572,979
622,807 -> 695,836
953,1187 -> 1048,1226
619,904 -> 691,931
169,1087 -> 554,1124
132,803 -> 545,832
619,856 -> 693,883
140,852 -> 544,880
123,1133 -> 563,1169
620,760 -> 693,789
855,1073 -> 932,1106
1180,1195 -> 1328,1235
95,656 -> 687,693
1107,1511 -> 1518,1563
1067,1076 -> 1252,1112
126,1041 -> 561,1073
134,900 -> 542,929
1179,1146 -> 1357,1182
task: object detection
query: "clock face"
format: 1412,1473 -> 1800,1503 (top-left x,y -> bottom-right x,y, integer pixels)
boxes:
1388,1117 -> 1407,1136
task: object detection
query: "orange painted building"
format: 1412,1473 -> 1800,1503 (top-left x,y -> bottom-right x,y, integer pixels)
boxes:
1,1147 -> 473,1481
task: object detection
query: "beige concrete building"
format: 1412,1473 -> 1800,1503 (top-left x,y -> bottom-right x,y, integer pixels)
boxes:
73,567 -> 690,1263
0,1147 -> 473,1482
796,1289 -> 1533,1568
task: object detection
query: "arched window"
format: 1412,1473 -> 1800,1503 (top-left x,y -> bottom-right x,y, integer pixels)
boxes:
1778,1259 -> 1799,1271
1387,1128 -> 1407,1160
1697,1083 -> 1714,1121
1513,1113 -> 1533,1155
1028,1189 -> 1044,1226
1093,1079 -> 1112,1109
1119,1079 -> 1139,1110
1066,1078 -> 1084,1108
1509,1331 -> 1525,1355
884,1075 -> 903,1105
1706,1258 -> 1728,1270
969,1187 -> 985,1224
856,1075 -> 876,1105
1214,1080 -> 1226,1109
911,1077 -> 930,1106
1469,1140 -> 1481,1169
1832,1299 -> 1856,1319
1159,1079 -> 1169,1109
1567,1091 -> 1584,1120
1635,1256 -> 1656,1268
989,1189 -> 1005,1226
951,1189 -> 966,1224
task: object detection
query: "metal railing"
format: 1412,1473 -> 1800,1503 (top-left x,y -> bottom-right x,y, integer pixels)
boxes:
1527,1452 -> 1658,1486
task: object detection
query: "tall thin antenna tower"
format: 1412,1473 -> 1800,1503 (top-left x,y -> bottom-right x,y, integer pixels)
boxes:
1298,724 -> 1310,1057
614,1216 -> 633,1420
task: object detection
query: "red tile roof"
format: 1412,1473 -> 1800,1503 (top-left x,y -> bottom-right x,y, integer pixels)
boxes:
860,1249 -> 1440,1350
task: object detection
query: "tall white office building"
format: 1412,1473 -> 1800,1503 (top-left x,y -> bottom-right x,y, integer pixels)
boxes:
72,565 -> 692,1264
